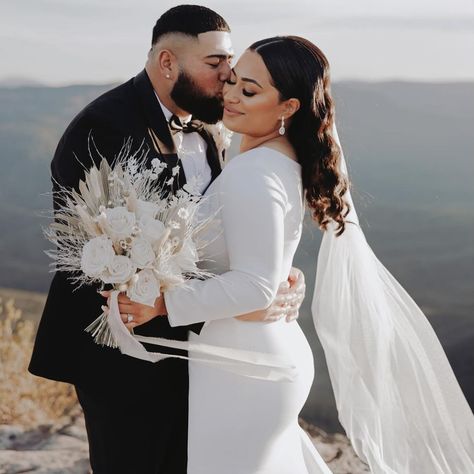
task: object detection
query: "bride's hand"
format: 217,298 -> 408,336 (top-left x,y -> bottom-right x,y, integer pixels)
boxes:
235,267 -> 305,322
99,291 -> 167,330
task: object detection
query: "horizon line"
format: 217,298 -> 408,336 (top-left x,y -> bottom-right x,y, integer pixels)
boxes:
1,77 -> 473,89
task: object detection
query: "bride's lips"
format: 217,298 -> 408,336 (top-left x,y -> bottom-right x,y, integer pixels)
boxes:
224,105 -> 244,117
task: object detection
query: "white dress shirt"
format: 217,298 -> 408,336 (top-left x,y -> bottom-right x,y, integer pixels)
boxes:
154,92 -> 212,195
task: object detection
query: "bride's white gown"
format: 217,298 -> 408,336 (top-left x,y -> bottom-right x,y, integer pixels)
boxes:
165,147 -> 332,473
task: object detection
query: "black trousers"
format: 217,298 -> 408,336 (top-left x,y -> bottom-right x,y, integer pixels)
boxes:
75,386 -> 188,474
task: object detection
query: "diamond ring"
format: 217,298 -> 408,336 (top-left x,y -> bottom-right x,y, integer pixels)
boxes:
127,314 -> 134,323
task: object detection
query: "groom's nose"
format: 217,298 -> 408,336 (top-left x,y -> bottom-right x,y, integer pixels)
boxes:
218,62 -> 232,81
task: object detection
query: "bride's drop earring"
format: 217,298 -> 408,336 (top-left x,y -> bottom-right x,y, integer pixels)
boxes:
279,116 -> 285,135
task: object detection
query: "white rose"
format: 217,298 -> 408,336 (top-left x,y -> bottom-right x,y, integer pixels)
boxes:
81,235 -> 115,278
103,206 -> 136,241
139,215 -> 166,244
127,269 -> 160,307
130,237 -> 156,269
136,200 -> 160,221
102,255 -> 136,284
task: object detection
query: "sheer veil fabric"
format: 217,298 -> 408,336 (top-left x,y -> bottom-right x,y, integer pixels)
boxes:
311,126 -> 474,473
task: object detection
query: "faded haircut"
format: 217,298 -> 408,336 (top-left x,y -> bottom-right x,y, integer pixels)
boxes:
151,5 -> 230,45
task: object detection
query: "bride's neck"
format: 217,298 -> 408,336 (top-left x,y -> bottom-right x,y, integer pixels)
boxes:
240,131 -> 283,154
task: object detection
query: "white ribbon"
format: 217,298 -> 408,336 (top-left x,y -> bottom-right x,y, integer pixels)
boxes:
107,290 -> 297,382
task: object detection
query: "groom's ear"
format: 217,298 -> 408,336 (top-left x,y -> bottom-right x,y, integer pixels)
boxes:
156,49 -> 178,81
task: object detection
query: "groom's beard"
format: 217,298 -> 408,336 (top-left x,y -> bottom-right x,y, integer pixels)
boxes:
170,70 -> 224,124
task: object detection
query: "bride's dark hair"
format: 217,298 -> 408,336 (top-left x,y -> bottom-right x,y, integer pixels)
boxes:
249,36 -> 350,235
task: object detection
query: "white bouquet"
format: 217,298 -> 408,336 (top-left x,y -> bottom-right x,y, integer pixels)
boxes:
43,139 -> 296,382
44,142 -> 211,348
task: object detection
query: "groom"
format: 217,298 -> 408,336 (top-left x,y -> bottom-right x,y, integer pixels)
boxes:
29,5 -> 305,474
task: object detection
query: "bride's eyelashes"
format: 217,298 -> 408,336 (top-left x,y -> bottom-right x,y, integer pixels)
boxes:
225,79 -> 256,97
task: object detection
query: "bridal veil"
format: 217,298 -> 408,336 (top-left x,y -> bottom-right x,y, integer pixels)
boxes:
311,125 -> 474,473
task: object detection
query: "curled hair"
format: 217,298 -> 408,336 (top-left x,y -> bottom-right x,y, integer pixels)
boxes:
152,5 -> 230,45
249,36 -> 350,235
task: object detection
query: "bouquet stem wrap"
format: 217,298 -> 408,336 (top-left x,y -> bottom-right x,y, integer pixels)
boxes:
107,290 -> 297,382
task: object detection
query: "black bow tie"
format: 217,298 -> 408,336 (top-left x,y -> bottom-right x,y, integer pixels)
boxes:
168,114 -> 204,135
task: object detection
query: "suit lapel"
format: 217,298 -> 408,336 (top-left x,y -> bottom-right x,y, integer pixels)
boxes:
133,69 -> 186,192
133,70 -> 176,154
197,128 -> 222,194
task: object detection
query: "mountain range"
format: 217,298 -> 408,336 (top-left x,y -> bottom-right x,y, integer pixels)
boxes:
0,80 -> 472,431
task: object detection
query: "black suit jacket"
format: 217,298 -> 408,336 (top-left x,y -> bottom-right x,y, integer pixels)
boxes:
29,70 -> 222,404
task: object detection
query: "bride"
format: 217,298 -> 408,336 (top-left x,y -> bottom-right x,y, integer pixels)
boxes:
108,36 -> 474,473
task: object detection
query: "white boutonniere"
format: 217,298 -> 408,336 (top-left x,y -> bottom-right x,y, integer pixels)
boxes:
205,122 -> 233,169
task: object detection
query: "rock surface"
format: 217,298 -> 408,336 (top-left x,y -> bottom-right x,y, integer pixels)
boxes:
299,419 -> 370,473
0,415 -> 369,474
0,418 -> 90,474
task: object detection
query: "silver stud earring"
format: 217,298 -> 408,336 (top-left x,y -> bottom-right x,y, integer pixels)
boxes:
279,116 -> 286,135
166,74 -> 171,79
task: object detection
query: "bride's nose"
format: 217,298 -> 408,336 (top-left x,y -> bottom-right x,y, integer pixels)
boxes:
223,86 -> 239,104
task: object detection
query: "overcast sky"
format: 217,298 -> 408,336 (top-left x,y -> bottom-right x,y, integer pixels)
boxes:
1,0 -> 474,85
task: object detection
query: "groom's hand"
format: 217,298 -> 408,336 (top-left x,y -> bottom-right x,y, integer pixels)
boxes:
100,291 -> 167,330
235,267 -> 305,322
285,267 -> 305,322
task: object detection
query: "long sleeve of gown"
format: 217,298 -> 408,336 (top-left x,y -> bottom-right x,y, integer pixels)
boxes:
165,157 -> 288,327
